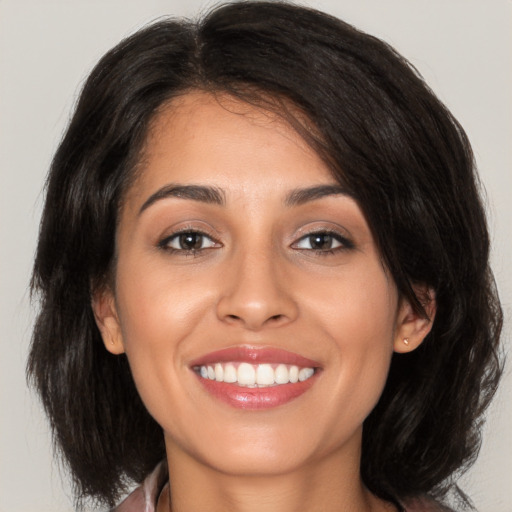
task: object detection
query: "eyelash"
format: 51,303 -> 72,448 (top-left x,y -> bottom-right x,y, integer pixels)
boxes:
292,230 -> 354,255
157,229 -> 354,256
157,229 -> 220,256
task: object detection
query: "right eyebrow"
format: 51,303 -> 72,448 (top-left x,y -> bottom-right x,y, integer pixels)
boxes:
138,184 -> 225,215
284,184 -> 350,206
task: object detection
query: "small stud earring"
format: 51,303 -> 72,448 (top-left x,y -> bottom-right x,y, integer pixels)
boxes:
403,338 -> 410,346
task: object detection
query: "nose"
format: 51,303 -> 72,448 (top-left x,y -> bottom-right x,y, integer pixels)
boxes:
216,249 -> 299,330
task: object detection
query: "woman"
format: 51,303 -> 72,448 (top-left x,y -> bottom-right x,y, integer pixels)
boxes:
27,2 -> 502,511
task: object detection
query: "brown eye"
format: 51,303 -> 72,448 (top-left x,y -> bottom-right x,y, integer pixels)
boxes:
295,232 -> 343,251
178,233 -> 204,250
161,231 -> 217,251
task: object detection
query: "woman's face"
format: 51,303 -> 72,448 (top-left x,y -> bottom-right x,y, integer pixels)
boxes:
96,91 -> 420,477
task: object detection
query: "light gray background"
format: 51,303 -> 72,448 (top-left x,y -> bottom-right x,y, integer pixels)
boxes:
1,1 -> 510,511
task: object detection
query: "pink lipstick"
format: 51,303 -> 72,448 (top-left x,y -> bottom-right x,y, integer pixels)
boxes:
190,346 -> 321,410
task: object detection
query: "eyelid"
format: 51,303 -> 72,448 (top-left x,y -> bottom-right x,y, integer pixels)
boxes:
163,232 -> 218,250
157,224 -> 222,251
293,232 -> 344,250
291,230 -> 353,250
290,223 -> 354,249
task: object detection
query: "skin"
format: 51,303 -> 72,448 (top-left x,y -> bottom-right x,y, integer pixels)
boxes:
94,91 -> 434,512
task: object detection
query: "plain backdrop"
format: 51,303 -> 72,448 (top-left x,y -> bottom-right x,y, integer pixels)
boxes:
0,1 -> 510,511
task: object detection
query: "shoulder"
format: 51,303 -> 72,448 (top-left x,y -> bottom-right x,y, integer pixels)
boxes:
111,461 -> 168,512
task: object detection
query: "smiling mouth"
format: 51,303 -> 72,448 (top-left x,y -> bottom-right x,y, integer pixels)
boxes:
194,362 -> 316,387
190,346 -> 321,409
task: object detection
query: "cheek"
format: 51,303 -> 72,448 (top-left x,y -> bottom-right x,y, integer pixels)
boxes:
112,255 -> 217,413
305,259 -> 398,348
311,266 -> 398,421
115,252 -> 215,344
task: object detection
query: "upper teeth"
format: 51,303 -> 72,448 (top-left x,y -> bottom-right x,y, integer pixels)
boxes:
196,362 -> 315,387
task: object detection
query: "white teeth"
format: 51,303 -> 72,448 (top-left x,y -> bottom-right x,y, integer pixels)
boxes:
196,362 -> 315,387
214,363 -> 224,382
223,363 -> 237,383
256,364 -> 275,386
237,363 -> 256,386
275,364 -> 289,384
299,367 -> 315,381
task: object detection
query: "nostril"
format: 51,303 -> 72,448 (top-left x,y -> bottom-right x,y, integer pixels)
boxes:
223,313 -> 285,326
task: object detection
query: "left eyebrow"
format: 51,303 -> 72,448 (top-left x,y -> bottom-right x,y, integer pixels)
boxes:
284,184 -> 349,206
138,184 -> 225,215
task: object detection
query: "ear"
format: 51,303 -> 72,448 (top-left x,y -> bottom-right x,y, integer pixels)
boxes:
91,287 -> 125,355
394,285 -> 436,354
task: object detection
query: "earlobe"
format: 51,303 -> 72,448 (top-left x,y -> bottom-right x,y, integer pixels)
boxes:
394,286 -> 436,354
91,288 -> 125,355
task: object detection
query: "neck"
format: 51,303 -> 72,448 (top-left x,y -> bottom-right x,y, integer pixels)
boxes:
159,432 -> 395,512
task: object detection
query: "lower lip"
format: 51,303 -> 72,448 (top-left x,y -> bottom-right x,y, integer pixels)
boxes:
195,374 -> 318,410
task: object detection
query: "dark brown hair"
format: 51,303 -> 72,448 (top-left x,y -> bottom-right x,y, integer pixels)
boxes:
28,2 -> 502,509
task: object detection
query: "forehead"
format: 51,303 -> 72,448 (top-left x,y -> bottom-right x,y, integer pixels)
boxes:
124,91 -> 336,208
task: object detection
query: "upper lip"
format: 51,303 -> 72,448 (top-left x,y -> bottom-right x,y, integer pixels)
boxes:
189,345 -> 321,368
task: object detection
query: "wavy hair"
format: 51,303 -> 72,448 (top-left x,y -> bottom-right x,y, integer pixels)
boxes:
27,2 -> 502,509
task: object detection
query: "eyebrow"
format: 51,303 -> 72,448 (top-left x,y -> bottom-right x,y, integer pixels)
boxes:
139,184 -> 225,214
139,182 -> 349,215
284,184 -> 349,206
